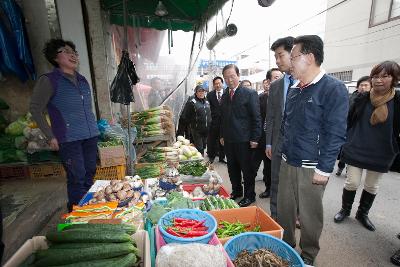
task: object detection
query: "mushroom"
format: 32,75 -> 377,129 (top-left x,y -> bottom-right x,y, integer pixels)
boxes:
105,185 -> 113,195
117,190 -> 127,201
122,183 -> 132,191
126,190 -> 134,198
112,183 -> 124,192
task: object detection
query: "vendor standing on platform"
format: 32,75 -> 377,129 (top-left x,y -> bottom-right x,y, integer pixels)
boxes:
30,39 -> 99,212
220,64 -> 261,207
181,85 -> 211,155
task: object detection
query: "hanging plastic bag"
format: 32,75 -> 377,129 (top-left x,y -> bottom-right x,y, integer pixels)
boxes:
110,50 -> 139,105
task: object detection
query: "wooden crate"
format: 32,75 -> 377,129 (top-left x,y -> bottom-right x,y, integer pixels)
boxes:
98,145 -> 126,167
0,164 -> 30,179
29,163 -> 66,179
94,164 -> 126,180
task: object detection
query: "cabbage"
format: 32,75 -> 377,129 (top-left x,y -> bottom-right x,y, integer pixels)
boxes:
5,119 -> 27,136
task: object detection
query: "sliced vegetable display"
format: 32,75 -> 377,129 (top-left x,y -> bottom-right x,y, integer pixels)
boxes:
164,218 -> 209,238
216,221 -> 261,238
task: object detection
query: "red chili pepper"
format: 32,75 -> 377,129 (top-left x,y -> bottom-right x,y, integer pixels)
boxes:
173,226 -> 208,232
174,218 -> 200,224
166,227 -> 184,237
185,230 -> 209,237
191,219 -> 206,228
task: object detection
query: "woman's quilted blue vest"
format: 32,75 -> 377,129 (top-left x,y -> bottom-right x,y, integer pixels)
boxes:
45,69 -> 99,143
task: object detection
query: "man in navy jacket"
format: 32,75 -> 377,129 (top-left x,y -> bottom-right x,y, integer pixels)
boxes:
277,35 -> 348,265
220,64 -> 261,207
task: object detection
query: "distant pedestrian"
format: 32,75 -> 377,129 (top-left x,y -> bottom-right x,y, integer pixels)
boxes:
181,85 -> 211,155
207,76 -> 226,163
240,79 -> 252,89
334,61 -> 400,232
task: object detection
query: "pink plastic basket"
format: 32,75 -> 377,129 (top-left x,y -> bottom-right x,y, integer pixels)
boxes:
155,226 -> 234,267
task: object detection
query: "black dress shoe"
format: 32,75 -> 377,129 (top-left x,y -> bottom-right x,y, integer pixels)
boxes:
391,249 -> 400,266
219,159 -> 227,164
259,190 -> 270,198
230,193 -> 243,200
238,198 -> 255,207
300,255 -> 314,266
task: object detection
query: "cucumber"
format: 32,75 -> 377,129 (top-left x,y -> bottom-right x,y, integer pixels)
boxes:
34,243 -> 136,266
50,241 -> 136,249
61,224 -> 136,235
46,230 -> 132,243
210,196 -> 219,209
45,253 -> 137,267
217,197 -> 227,209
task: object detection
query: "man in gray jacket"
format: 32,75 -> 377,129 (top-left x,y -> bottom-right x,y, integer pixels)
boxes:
265,36 -> 295,219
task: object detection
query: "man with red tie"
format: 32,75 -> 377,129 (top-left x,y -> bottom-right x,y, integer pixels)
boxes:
220,64 -> 262,207
207,76 -> 226,163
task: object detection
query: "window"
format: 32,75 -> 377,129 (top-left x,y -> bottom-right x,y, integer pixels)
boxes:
328,70 -> 353,82
370,0 -> 400,26
391,0 -> 400,18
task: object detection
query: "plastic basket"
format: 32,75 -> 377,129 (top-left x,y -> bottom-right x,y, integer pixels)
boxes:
158,209 -> 217,244
94,164 -> 126,180
0,164 -> 29,179
224,232 -> 304,267
28,163 -> 66,179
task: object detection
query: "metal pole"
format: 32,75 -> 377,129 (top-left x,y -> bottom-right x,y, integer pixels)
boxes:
122,0 -> 132,175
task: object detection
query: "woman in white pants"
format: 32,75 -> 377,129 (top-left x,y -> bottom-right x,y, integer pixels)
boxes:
334,61 -> 400,231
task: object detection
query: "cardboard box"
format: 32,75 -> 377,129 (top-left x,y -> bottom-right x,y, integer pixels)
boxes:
98,145 -> 126,167
4,230 -> 151,267
207,206 -> 284,244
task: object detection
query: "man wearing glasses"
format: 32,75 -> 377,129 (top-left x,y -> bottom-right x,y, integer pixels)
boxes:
277,35 -> 348,265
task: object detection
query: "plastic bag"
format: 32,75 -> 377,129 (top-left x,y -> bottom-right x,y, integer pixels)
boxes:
110,50 -> 139,105
156,243 -> 226,267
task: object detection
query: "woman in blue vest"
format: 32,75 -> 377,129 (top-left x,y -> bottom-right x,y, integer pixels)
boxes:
30,39 -> 99,212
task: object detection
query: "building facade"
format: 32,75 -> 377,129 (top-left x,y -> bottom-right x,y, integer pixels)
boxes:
324,0 -> 400,81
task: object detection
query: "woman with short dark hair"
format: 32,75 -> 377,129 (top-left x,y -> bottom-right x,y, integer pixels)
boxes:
30,39 -> 99,212
334,61 -> 400,231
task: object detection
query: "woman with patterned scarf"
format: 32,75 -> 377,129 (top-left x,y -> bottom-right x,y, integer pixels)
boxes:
333,60 -> 400,231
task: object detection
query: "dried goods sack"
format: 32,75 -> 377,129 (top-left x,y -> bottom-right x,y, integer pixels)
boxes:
156,243 -> 226,267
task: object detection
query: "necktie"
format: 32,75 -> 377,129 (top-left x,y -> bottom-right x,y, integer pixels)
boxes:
288,75 -> 294,89
217,91 -> 221,102
230,89 -> 234,100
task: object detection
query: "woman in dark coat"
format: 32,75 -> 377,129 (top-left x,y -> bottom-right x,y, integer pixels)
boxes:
333,61 -> 400,231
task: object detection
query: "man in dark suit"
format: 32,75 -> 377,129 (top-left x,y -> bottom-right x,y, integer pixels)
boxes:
265,36 -> 295,219
220,64 -> 261,207
207,76 -> 226,163
255,69 -> 282,199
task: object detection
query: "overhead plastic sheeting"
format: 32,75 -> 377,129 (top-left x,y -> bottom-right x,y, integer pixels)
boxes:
0,0 -> 36,81
102,0 -> 229,32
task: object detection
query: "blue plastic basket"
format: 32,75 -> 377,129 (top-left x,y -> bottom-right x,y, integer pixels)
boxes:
158,180 -> 178,191
158,208 -> 217,244
224,232 -> 304,267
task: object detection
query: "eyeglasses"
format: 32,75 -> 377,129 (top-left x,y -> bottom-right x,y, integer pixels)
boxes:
57,49 -> 78,56
371,74 -> 391,80
290,54 -> 303,61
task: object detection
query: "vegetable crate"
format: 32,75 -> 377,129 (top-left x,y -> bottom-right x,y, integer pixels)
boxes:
155,226 -> 235,267
0,164 -> 29,179
207,206 -> 284,244
3,230 -> 151,267
94,164 -> 126,180
28,163 -> 66,179
98,145 -> 126,167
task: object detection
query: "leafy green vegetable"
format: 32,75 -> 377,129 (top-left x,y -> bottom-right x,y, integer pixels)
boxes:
178,161 -> 207,176
146,203 -> 168,224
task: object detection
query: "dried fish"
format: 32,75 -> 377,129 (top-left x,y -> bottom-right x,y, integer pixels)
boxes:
233,249 -> 289,267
